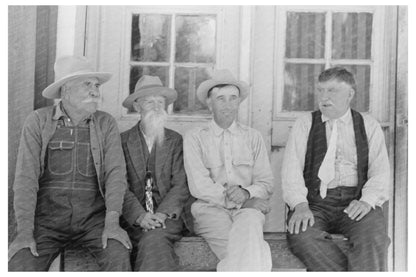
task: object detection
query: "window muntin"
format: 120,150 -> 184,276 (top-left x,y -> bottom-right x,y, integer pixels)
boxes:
128,13 -> 216,115
282,10 -> 373,113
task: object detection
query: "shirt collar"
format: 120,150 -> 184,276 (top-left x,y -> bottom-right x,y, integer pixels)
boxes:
209,119 -> 240,136
321,108 -> 352,124
52,101 -> 65,121
52,101 -> 93,124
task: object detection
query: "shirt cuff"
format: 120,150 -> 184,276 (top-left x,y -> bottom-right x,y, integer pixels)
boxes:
359,194 -> 379,209
245,185 -> 263,199
287,196 -> 308,211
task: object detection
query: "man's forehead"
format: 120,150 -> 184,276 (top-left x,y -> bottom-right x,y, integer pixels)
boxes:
213,85 -> 239,96
138,95 -> 166,102
318,79 -> 350,89
67,76 -> 99,85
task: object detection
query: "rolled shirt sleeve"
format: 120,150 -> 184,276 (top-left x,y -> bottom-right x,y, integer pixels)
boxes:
359,115 -> 390,208
184,130 -> 227,207
245,130 -> 274,199
281,115 -> 310,210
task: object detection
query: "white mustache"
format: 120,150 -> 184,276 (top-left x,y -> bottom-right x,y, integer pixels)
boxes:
82,98 -> 101,104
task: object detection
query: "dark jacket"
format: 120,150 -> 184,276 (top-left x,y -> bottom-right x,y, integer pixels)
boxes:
121,122 -> 194,232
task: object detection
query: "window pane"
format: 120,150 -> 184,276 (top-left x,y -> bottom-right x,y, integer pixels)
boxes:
331,64 -> 370,112
174,67 -> 212,114
283,63 -> 325,111
332,13 -> 373,59
175,15 -> 216,63
131,14 -> 171,62
128,66 -> 169,113
286,12 -> 325,59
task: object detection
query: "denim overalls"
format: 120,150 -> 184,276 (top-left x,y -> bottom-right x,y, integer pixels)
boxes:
36,118 -> 105,234
9,114 -> 131,271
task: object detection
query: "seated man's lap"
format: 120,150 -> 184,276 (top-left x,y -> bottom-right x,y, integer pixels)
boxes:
129,218 -> 184,245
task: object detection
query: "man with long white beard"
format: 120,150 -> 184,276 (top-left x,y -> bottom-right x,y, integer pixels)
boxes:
120,75 -> 191,271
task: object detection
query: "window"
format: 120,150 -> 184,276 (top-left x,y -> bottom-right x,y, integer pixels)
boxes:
277,8 -> 375,114
128,13 -> 216,115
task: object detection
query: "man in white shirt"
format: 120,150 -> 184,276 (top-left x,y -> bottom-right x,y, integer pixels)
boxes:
184,69 -> 274,271
281,67 -> 390,271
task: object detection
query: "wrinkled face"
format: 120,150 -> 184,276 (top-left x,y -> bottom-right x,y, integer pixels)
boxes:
317,79 -> 354,119
133,95 -> 166,117
62,77 -> 101,114
207,85 -> 240,128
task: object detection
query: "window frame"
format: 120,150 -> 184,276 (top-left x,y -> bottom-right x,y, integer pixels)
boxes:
273,6 -> 387,122
119,6 -> 225,120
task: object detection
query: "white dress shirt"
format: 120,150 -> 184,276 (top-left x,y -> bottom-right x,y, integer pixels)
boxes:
282,109 -> 390,210
184,120 -> 274,208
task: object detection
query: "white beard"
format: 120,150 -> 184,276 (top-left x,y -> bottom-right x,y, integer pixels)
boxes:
141,109 -> 167,147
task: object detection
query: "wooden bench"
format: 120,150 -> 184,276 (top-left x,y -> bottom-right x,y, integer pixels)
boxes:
49,232 -> 350,271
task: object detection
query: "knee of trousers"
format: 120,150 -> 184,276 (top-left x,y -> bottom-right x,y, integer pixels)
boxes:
237,208 -> 265,226
138,230 -> 171,249
8,248 -> 48,271
287,227 -> 325,253
104,239 -> 131,262
349,227 -> 390,248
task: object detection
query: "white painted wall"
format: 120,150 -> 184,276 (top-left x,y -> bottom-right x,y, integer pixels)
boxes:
56,6 -> 77,58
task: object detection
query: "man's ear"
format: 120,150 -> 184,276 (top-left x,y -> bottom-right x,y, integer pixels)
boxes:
133,101 -> 141,113
348,88 -> 355,101
60,85 -> 69,100
206,98 -> 213,112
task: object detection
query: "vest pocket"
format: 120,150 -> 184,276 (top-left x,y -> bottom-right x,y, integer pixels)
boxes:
47,141 -> 74,175
77,142 -> 97,177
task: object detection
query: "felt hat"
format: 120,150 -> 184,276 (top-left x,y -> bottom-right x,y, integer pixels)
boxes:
122,75 -> 177,110
42,56 -> 112,99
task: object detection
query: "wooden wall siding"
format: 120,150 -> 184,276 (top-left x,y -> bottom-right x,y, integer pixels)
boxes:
8,6 -> 37,242
34,6 -> 58,110
8,6 -> 58,242
393,5 -> 408,271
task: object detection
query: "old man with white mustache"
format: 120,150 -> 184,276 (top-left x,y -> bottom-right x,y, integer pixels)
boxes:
9,56 -> 131,271
120,76 -> 191,271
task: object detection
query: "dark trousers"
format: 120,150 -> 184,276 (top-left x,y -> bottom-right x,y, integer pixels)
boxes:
8,224 -> 131,271
287,187 -> 390,271
126,217 -> 184,271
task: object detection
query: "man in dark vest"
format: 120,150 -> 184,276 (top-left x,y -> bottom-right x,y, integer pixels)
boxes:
281,67 -> 390,271
120,75 -> 191,271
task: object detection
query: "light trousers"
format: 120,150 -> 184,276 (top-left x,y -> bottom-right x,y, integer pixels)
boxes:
191,200 -> 272,271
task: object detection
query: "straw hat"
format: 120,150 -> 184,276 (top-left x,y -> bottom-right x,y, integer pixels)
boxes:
122,75 -> 177,110
42,56 -> 112,99
196,69 -> 249,105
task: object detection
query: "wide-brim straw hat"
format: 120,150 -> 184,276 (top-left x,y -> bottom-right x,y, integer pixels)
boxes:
122,75 -> 177,110
42,56 -> 112,99
196,69 -> 249,105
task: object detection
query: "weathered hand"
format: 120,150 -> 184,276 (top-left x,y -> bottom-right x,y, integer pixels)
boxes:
8,231 -> 38,261
225,185 -> 249,204
102,222 -> 132,250
137,212 -> 162,231
288,202 -> 315,234
153,212 -> 168,229
102,211 -> 131,249
344,200 -> 371,221
242,198 -> 271,214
